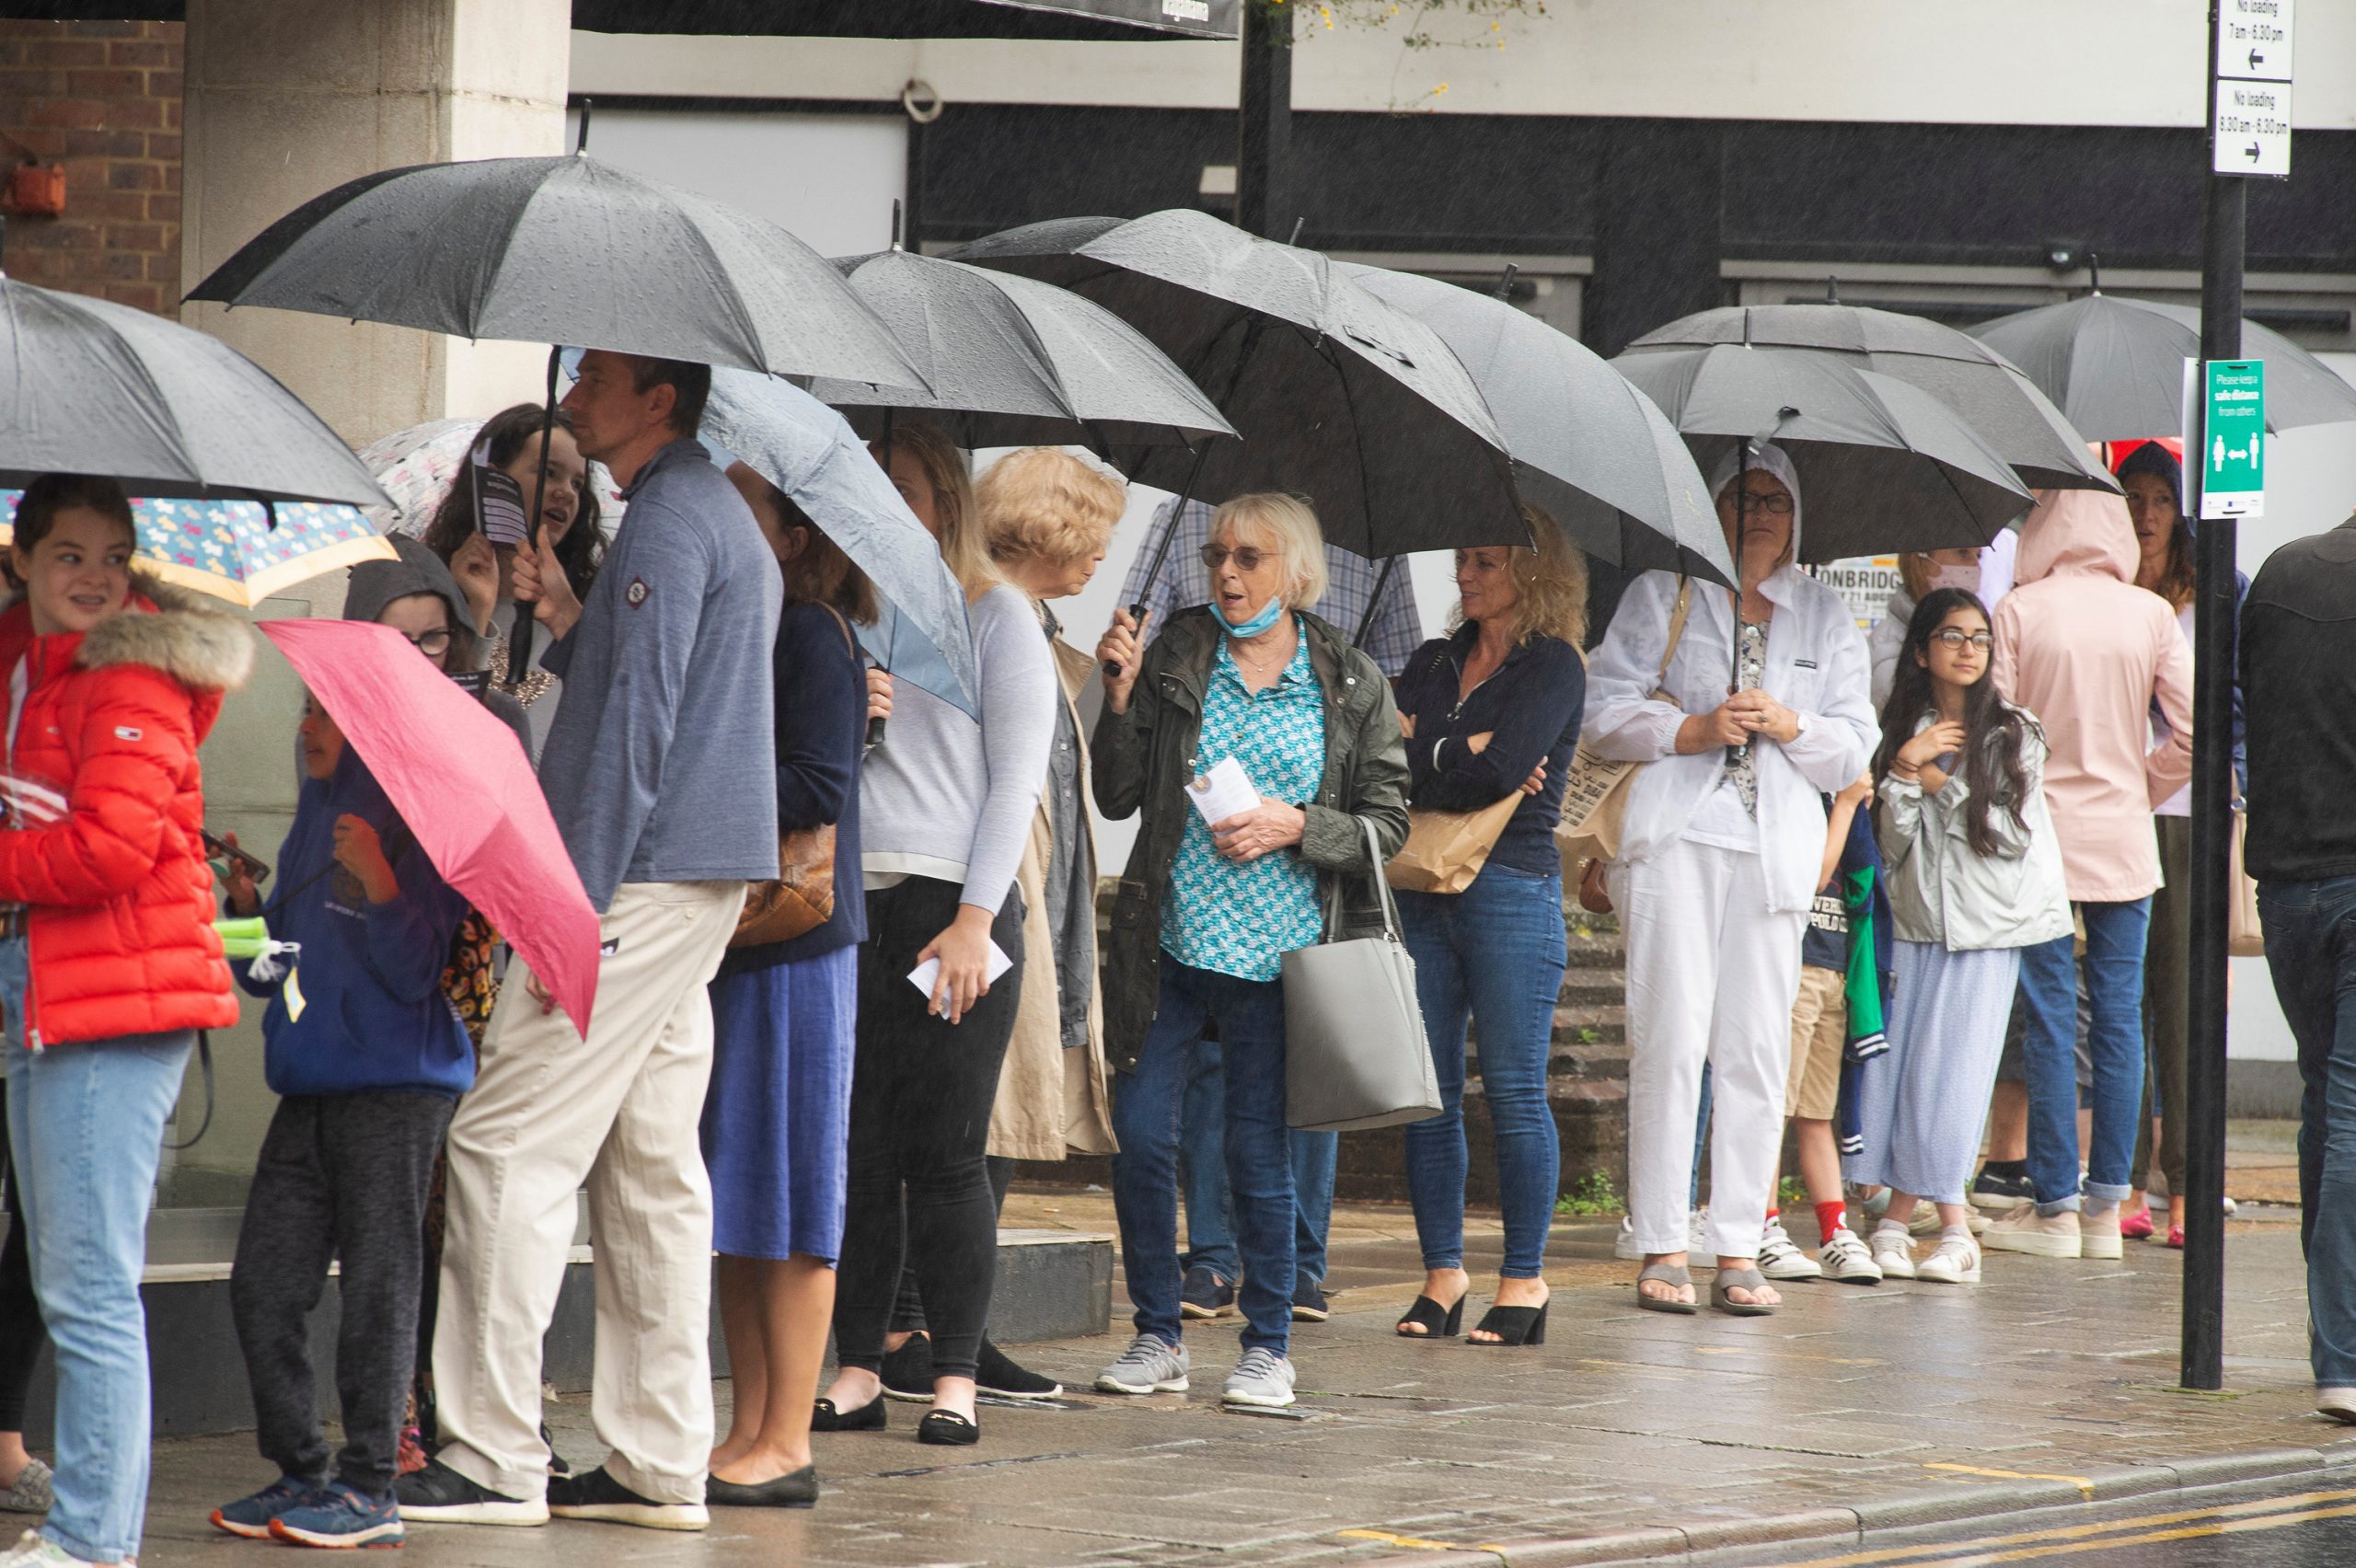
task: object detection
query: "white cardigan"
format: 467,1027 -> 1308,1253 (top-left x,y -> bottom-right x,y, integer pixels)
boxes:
1584,567 -> 1877,915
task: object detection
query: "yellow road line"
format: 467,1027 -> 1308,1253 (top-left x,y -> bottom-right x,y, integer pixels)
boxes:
1922,1463 -> 2097,1499
1335,1528 -> 1508,1553
1771,1486 -> 2356,1568
1939,1500 -> 2356,1565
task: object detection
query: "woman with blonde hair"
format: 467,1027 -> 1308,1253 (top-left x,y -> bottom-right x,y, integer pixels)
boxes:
1090,491 -> 1408,1410
820,427 -> 1057,1447
1390,507 -> 1588,1346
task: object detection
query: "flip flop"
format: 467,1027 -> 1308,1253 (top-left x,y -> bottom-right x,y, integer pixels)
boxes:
1635,1262 -> 1697,1315
1712,1265 -> 1779,1317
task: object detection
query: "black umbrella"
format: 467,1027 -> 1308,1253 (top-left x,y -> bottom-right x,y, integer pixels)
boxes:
1,271 -> 384,509
1611,344 -> 2037,563
1339,262 -> 1733,588
1969,292 -> 2356,441
1623,303 -> 2118,494
808,243 -> 1236,452
949,210 -> 1523,647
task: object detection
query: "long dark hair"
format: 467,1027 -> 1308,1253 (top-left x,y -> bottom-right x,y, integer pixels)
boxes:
421,404 -> 605,601
1873,587 -> 2033,858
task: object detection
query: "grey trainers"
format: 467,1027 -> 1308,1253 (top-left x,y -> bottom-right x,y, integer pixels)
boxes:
1094,1333 -> 1190,1395
0,1462 -> 50,1516
1221,1347 -> 1296,1409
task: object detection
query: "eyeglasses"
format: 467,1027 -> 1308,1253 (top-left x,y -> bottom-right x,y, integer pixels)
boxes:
1729,492 -> 1795,516
1200,544 -> 1271,572
400,628 -> 453,656
1930,628 -> 1993,651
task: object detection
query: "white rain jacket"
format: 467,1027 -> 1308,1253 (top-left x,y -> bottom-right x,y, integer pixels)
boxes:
1583,564 -> 1877,915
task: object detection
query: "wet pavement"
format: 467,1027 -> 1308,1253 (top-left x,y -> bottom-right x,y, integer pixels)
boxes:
120,1177 -> 2356,1566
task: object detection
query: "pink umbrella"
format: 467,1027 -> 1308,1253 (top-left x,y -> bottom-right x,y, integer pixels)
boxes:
258,618 -> 599,1036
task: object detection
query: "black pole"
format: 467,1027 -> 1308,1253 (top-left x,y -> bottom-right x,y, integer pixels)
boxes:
1236,0 -> 1292,240
505,346 -> 561,691
1105,443 -> 1212,678
2180,6 -> 2246,1396
902,117 -> 927,252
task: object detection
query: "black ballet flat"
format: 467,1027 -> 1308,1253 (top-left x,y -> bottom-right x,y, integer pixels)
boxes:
1468,1300 -> 1549,1346
917,1409 -> 980,1447
1393,1294 -> 1465,1340
811,1395 -> 886,1432
705,1466 -> 818,1508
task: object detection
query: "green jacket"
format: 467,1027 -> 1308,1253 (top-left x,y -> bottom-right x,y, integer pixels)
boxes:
1090,606 -> 1411,1073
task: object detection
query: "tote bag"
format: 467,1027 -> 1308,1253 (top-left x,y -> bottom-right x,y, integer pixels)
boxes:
1284,817 -> 1441,1133
1554,576 -> 1693,874
1385,790 -> 1522,895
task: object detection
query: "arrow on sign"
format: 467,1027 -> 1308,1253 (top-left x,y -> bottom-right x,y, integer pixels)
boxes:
2249,48 -> 2267,71
2246,142 -> 2262,162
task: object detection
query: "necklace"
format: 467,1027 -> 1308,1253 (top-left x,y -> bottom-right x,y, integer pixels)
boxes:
1230,625 -> 1293,679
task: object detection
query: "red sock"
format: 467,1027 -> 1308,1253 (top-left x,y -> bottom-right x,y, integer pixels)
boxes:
1815,1200 -> 1847,1240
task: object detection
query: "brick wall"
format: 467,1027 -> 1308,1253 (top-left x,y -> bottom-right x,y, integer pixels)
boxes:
0,19 -> 184,317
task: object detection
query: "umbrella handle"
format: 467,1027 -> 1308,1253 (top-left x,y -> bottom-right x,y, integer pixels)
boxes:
867,713 -> 887,748
1108,449 -> 1212,678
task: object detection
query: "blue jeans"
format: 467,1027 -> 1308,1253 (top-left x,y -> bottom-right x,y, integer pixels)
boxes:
2257,875 -> 2356,1386
1176,1037 -> 1335,1286
1112,957 -> 1296,1355
1400,865 -> 1567,1278
0,933 -> 193,1563
2018,899 -> 2152,1213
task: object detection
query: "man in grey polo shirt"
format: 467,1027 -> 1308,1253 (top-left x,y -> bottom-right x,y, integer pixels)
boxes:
398,352 -> 781,1531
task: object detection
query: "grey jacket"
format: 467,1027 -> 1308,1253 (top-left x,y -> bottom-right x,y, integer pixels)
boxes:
1090,607 -> 1409,1073
539,439 -> 783,910
1877,708 -> 2073,952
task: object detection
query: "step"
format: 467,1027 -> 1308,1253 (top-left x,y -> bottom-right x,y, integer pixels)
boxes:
12,1211 -> 1111,1444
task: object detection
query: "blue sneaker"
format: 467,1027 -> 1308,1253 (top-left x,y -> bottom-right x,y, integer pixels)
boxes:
270,1481 -> 406,1549
211,1476 -> 329,1539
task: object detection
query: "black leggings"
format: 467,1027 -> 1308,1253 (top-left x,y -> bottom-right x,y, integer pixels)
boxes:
833,877 -> 1022,1383
0,1086 -> 44,1433
891,1157 -> 1014,1336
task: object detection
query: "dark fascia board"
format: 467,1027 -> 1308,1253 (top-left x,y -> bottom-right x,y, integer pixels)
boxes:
0,0 -> 1240,37
570,0 -> 1239,40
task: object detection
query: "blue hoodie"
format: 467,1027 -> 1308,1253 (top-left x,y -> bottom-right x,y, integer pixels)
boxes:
237,746 -> 473,1098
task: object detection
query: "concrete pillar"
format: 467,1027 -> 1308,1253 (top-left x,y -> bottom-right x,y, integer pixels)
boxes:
179,0 -> 568,445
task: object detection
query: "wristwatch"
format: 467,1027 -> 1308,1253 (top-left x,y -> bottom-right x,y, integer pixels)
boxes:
1791,711 -> 1812,740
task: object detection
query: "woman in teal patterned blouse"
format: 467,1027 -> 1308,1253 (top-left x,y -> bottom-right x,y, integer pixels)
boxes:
1088,494 -> 1409,1412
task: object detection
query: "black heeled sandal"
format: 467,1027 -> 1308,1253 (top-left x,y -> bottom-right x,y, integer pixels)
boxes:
1393,1294 -> 1465,1340
1468,1300 -> 1549,1346
811,1394 -> 887,1432
918,1409 -> 980,1447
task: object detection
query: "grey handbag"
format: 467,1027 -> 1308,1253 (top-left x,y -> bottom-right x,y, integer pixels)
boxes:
1282,817 -> 1442,1133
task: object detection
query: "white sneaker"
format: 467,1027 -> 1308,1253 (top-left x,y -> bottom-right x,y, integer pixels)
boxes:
1613,1216 -> 1643,1262
2080,1206 -> 2125,1261
0,1531 -> 87,1567
1758,1220 -> 1821,1281
1818,1227 -> 1884,1285
1965,1205 -> 1990,1235
1916,1235 -> 1982,1285
1981,1205 -> 2083,1259
2317,1387 -> 2356,1424
1868,1222 -> 1916,1279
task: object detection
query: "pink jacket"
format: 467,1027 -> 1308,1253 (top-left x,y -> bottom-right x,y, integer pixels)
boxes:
1992,490 -> 2193,903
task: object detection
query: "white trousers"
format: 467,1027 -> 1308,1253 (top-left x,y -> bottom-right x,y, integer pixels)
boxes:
432,881 -> 742,1504
1620,838 -> 1807,1261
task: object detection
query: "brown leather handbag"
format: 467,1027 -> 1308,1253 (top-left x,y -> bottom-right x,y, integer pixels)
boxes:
731,607 -> 854,950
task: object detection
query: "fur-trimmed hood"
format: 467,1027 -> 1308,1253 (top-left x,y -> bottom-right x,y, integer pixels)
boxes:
1,572 -> 256,695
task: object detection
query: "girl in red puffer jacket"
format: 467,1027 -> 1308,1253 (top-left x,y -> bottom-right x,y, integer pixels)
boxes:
0,472 -> 249,1568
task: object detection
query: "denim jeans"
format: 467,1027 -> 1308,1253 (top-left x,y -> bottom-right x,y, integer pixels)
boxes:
0,932 -> 193,1564
2256,875 -> 2356,1387
2018,898 -> 2152,1213
1399,865 -> 1567,1279
1175,1038 -> 1336,1287
1112,957 -> 1295,1355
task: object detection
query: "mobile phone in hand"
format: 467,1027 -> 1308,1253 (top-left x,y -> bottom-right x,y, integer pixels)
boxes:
201,829 -> 271,887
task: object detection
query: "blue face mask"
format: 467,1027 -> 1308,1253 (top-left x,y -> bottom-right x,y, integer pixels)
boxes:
1218,593 -> 1286,640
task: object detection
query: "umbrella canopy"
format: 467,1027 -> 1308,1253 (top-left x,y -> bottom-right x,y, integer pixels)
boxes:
1969,294 -> 2356,441
0,276 -> 387,508
1623,304 -> 2118,494
187,155 -> 926,386
1611,345 -> 2037,563
572,0 -> 1240,39
0,491 -> 393,607
699,370 -> 979,720
258,618 -> 603,1036
1337,263 -> 1732,587
949,210 -> 1525,560
354,416 -> 625,540
809,248 -> 1236,452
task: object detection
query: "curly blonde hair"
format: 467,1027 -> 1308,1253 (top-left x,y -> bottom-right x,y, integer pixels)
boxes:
1452,504 -> 1588,648
872,424 -> 999,602
977,447 -> 1126,569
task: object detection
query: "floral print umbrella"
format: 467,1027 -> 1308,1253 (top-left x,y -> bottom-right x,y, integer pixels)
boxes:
0,490 -> 395,607
355,417 -> 625,540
